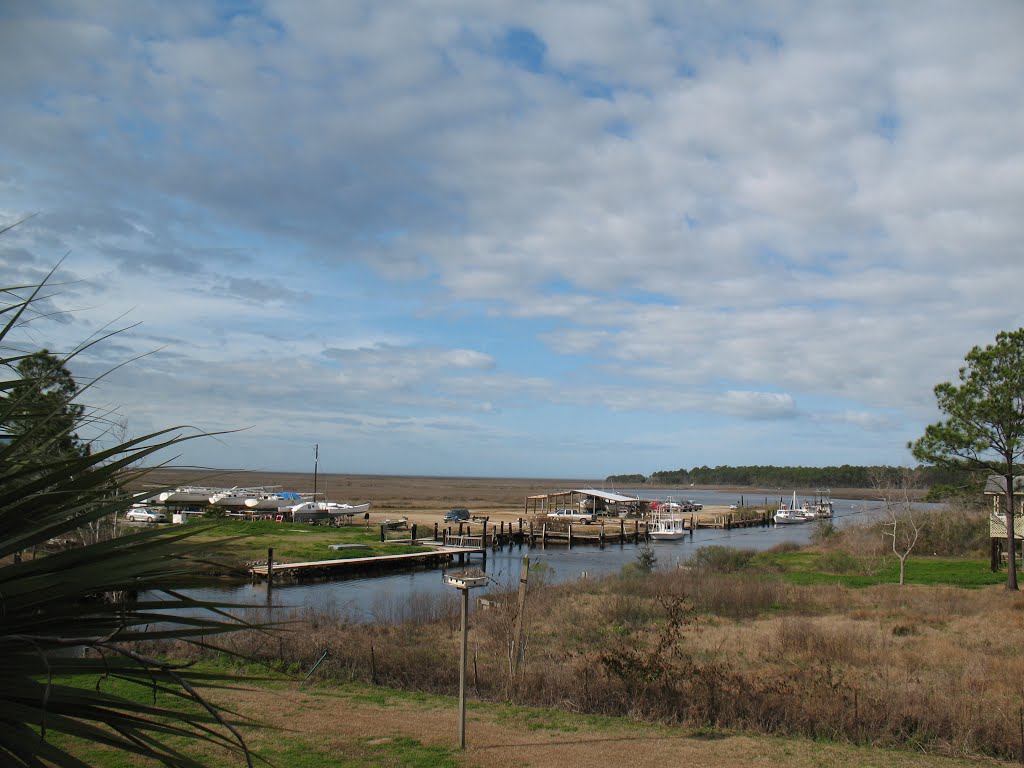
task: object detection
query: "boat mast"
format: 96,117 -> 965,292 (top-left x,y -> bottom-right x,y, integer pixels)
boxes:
313,443 -> 319,499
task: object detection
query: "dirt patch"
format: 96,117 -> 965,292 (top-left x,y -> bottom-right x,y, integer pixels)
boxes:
204,679 -> 997,768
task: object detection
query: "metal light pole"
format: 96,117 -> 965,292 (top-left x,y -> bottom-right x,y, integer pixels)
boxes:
444,569 -> 488,750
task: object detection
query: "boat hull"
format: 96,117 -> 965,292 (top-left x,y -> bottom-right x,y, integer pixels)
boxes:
773,513 -> 809,524
650,530 -> 687,540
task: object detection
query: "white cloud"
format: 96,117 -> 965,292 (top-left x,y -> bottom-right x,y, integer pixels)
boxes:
1,2 -> 1021,473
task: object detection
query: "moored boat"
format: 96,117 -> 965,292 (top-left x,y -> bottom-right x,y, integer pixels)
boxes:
774,491 -> 812,525
649,508 -> 688,540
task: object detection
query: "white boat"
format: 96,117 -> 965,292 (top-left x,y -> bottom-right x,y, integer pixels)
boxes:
244,491 -> 303,510
774,491 -> 812,525
288,500 -> 370,524
157,486 -> 220,505
209,488 -> 259,508
649,508 -> 688,540
812,497 -> 834,518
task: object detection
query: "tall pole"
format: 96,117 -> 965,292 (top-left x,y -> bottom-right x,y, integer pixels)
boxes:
458,586 -> 469,749
313,443 -> 319,498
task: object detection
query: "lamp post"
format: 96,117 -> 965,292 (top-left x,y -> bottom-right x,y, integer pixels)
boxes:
444,568 -> 488,750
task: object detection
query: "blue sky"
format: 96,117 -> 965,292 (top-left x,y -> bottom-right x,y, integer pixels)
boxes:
2,1 -> 1023,478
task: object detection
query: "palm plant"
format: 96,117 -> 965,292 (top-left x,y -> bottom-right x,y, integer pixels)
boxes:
0,269 -> 263,766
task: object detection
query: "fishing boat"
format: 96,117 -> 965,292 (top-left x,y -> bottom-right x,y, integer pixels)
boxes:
812,496 -> 834,518
649,506 -> 688,540
774,491 -> 812,525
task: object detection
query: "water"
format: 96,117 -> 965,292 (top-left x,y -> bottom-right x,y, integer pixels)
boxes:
181,487 -> 904,623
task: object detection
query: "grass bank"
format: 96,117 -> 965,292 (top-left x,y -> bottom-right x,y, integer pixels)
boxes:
183,519 -> 431,569
754,549 -> 1005,588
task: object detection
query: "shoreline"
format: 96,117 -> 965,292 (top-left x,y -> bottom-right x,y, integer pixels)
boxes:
130,469 -> 903,532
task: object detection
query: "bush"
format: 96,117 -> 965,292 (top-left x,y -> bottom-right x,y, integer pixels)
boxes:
815,550 -> 862,574
687,545 -> 755,573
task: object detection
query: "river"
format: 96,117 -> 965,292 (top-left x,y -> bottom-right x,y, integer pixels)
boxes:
178,487 -> 914,623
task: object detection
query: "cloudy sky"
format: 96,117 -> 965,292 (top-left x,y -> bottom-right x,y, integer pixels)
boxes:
2,1 -> 1022,479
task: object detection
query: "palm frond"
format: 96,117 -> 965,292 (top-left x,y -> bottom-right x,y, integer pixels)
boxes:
0,265 -> 270,766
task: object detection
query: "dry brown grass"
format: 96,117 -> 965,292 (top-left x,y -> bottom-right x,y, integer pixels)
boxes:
165,565 -> 1024,762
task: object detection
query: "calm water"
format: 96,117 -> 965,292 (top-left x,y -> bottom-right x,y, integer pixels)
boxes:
181,487 -> 904,623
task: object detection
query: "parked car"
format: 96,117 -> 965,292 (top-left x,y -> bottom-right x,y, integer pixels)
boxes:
125,508 -> 166,523
546,508 -> 595,524
444,507 -> 471,522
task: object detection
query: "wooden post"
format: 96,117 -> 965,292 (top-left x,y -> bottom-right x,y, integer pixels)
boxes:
529,520 -> 534,542
380,524 -> 385,542
434,522 -> 439,541
411,523 -> 417,541
459,522 -> 464,536
620,519 -> 625,541
568,523 -> 572,547
457,587 -> 469,749
634,519 -> 639,543
542,523 -> 547,545
482,520 -> 488,547
267,547 -> 274,588
992,538 -> 1000,572
512,555 -> 529,674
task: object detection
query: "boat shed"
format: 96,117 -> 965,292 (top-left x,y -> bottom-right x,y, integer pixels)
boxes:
524,489 -> 643,518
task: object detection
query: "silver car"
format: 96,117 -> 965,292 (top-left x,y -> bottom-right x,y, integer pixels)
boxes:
125,508 -> 167,523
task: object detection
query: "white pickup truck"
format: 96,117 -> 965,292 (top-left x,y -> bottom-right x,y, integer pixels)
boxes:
546,507 -> 596,524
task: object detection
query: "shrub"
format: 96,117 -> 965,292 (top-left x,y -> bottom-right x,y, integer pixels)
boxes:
687,545 -> 755,573
815,550 -> 862,574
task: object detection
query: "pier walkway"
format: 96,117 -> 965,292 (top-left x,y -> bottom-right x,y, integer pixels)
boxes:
250,542 -> 485,581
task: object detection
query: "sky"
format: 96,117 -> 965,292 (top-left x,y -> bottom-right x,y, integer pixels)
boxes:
1,1 -> 1023,480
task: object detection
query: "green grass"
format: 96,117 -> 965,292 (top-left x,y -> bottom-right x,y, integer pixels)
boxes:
761,551 -> 1005,588
180,519 -> 433,565
47,669 -> 463,768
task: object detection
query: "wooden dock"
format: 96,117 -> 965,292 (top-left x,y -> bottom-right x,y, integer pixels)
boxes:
248,510 -> 773,581
434,511 -> 772,548
250,542 -> 485,581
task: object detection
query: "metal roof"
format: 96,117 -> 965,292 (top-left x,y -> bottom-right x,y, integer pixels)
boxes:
573,489 -> 639,503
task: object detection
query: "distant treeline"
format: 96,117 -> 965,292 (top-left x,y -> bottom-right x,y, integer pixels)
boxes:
608,465 -> 970,490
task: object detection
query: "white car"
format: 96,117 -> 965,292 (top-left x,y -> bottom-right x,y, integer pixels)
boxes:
125,508 -> 167,523
546,508 -> 595,524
